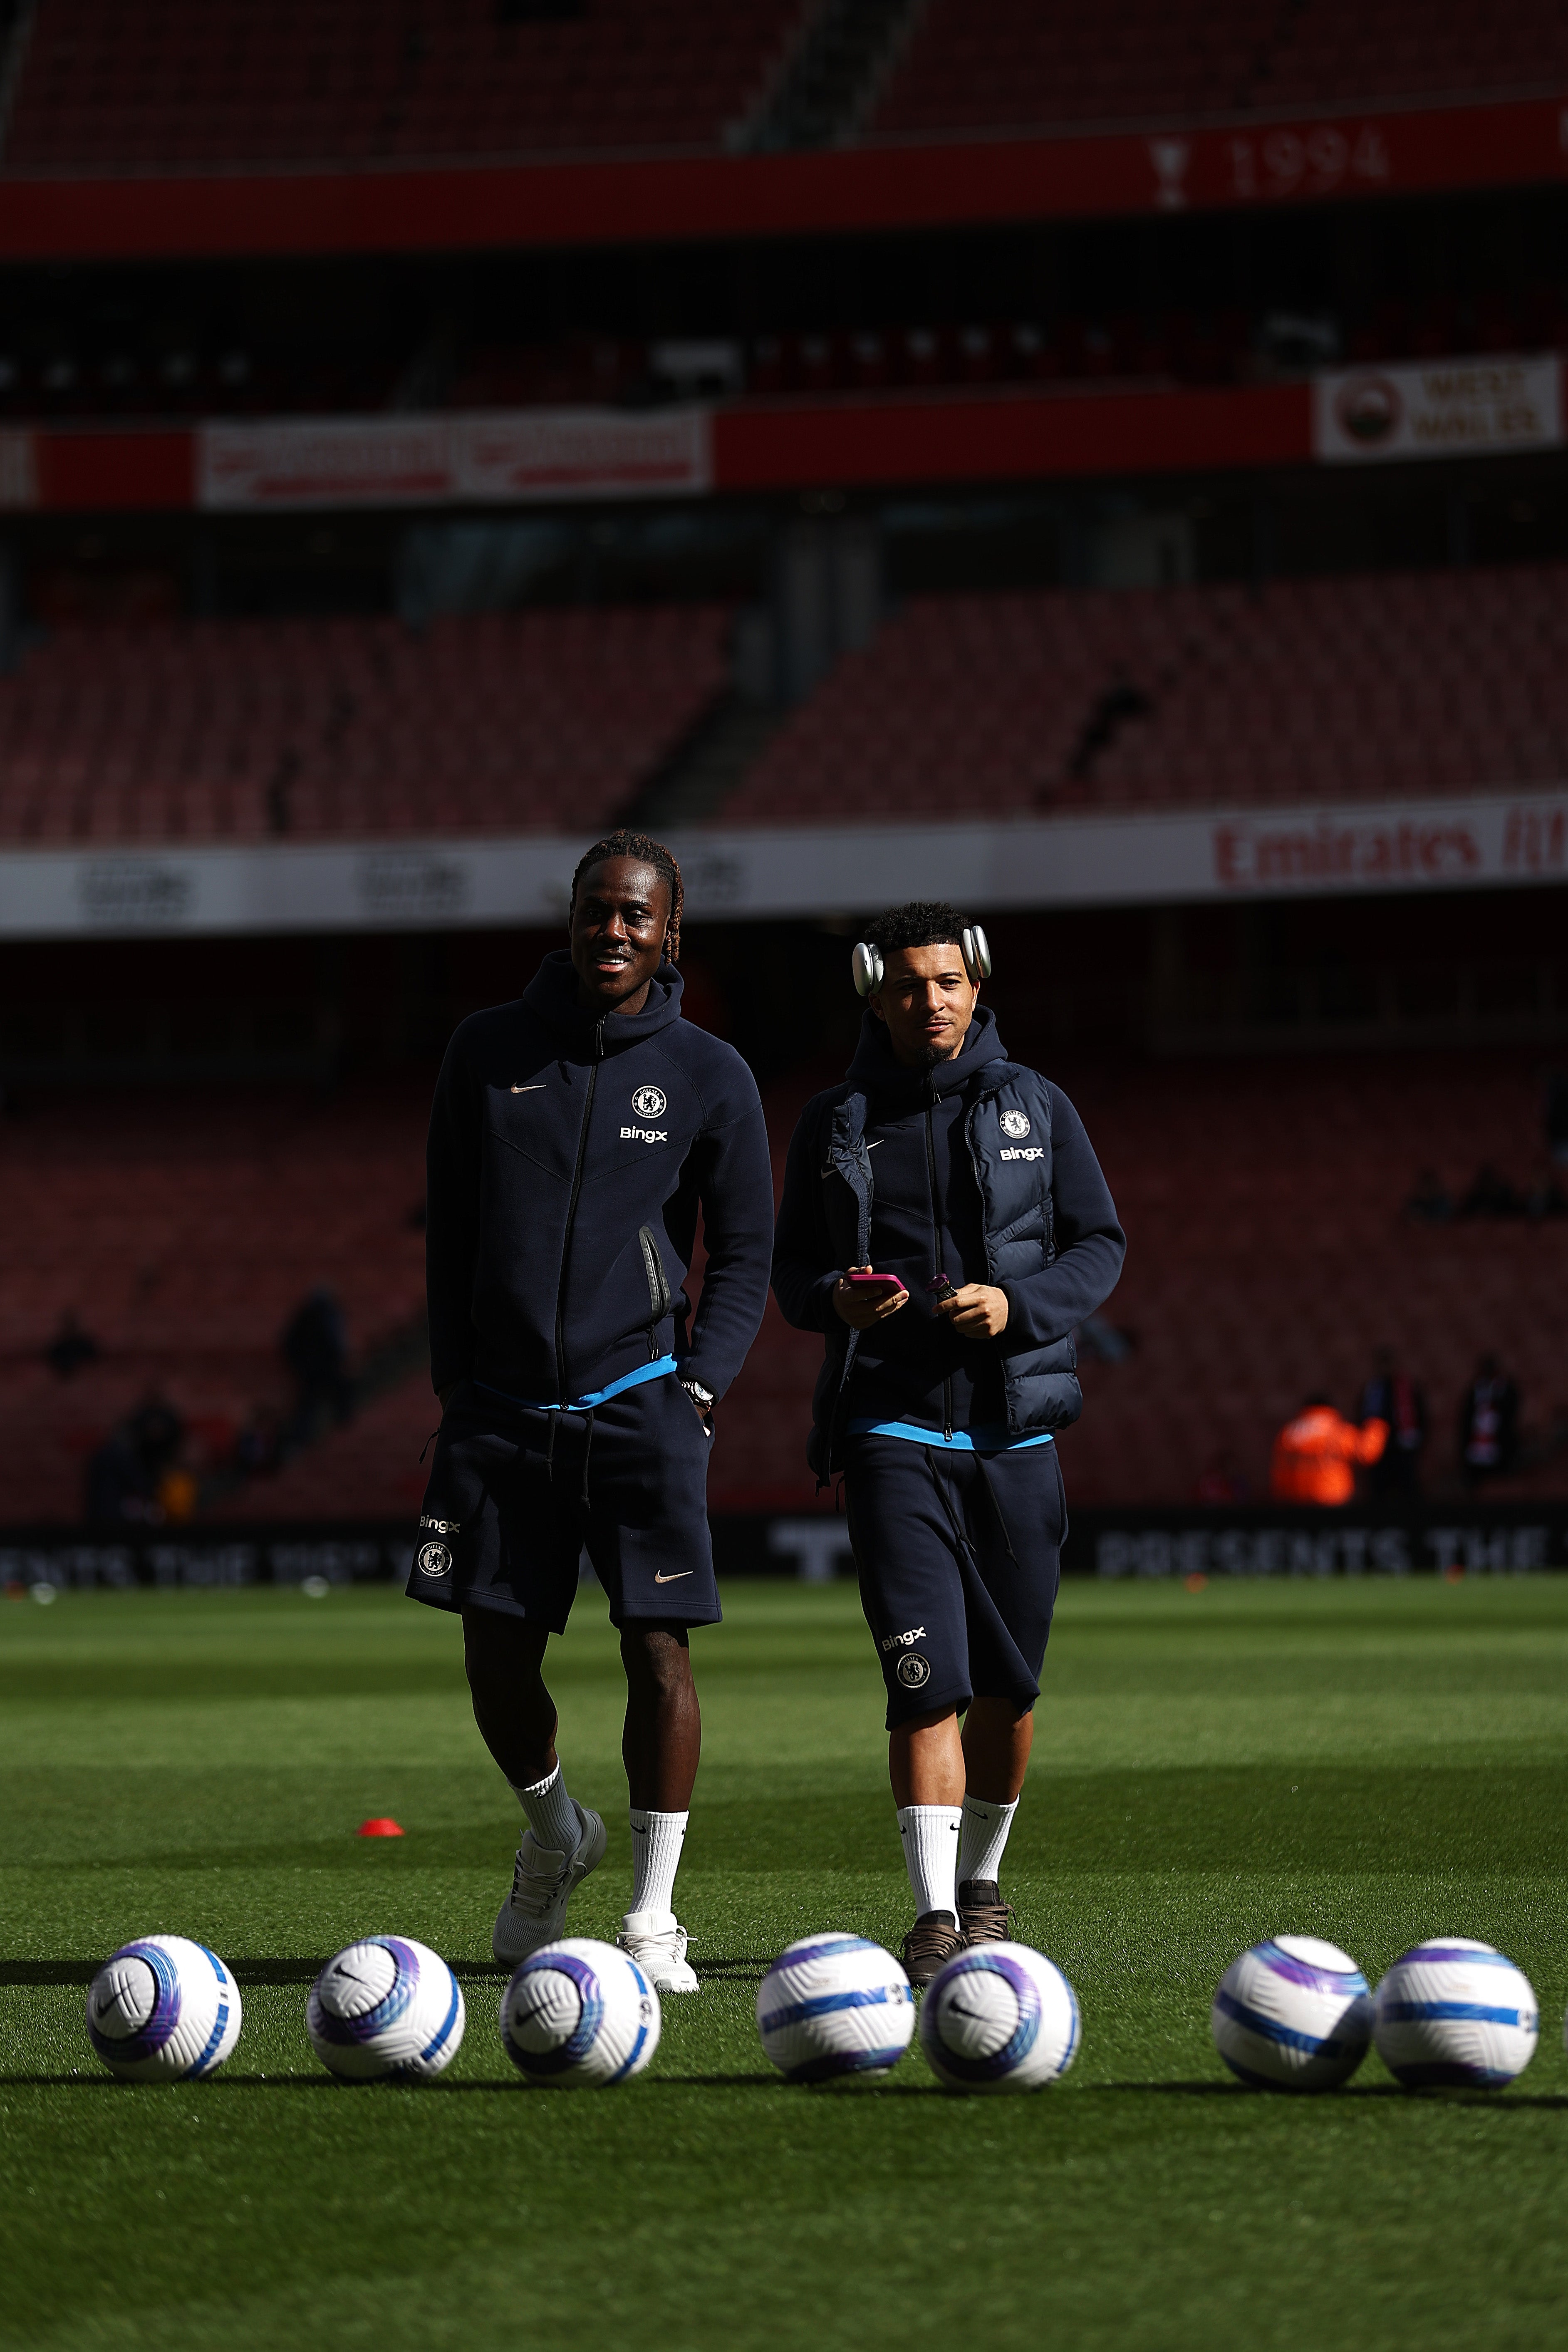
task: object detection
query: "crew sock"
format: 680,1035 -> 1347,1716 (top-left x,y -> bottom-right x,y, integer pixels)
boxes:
897,1804 -> 961,1921
511,1762 -> 580,1856
629,1808 -> 689,1917
957,1794 -> 1019,1888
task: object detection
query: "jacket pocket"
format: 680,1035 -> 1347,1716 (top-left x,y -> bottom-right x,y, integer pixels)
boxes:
639,1224 -> 674,1331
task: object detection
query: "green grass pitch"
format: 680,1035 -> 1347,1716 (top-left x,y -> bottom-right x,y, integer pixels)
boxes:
3,1572 -> 1567,2352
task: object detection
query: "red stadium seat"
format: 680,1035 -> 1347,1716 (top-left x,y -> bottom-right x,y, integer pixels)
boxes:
0,606 -> 732,847
720,565 -> 1568,827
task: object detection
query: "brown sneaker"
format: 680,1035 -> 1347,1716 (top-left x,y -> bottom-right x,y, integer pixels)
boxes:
900,1909 -> 966,1988
957,1879 -> 1014,1945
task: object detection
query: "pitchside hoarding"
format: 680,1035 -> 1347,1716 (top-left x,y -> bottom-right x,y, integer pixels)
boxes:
5,1504 -> 1566,1588
1,791 -> 1563,940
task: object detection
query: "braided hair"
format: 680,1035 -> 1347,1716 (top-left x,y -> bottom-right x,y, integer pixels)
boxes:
568,830 -> 684,964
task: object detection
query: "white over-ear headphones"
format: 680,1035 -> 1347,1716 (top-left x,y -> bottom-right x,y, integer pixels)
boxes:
852,926 -> 991,998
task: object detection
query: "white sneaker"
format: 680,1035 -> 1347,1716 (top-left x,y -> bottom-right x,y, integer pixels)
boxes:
617,1908 -> 700,1994
492,1802 -> 607,1967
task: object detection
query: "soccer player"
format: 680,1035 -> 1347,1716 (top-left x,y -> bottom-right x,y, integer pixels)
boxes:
772,903 -> 1125,1984
413,832 -> 773,1993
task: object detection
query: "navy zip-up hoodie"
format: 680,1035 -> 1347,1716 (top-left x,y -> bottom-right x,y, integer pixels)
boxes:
772,1006 -> 1125,1466
426,950 -> 774,1407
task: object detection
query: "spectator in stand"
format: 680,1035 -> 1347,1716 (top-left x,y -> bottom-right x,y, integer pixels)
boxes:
234,1403 -> 282,1478
84,1428 -> 145,1524
1459,1353 -> 1520,1485
1194,1449 -> 1249,1503
126,1392 -> 184,1487
1360,1346 -> 1427,1497
281,1286 -> 354,1450
1459,1164 -> 1526,1219
82,1392 -> 186,1524
44,1311 -> 101,1380
1269,1395 -> 1388,1505
1544,1069 -> 1568,1170
1405,1167 -> 1454,1223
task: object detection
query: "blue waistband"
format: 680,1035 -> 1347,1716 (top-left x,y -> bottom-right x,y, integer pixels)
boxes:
476,1356 -> 678,1414
847,1417 -> 1054,1457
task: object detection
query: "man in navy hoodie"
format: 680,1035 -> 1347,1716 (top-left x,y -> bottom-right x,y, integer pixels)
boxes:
773,903 -> 1125,1983
414,831 -> 773,1993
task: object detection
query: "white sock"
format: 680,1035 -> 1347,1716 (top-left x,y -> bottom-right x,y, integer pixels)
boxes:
958,1793 -> 1019,1888
897,1804 -> 961,1921
629,1808 -> 689,1917
511,1762 -> 579,1855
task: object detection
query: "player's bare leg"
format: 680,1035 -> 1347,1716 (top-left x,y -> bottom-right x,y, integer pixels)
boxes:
463,1606 -> 607,1967
617,1623 -> 702,1993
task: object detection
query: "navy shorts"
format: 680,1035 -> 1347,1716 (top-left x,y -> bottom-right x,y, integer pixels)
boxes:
843,1435 -> 1066,1729
407,1371 -> 720,1631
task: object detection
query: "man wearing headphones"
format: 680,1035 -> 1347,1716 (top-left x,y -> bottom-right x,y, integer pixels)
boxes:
773,903 -> 1125,1983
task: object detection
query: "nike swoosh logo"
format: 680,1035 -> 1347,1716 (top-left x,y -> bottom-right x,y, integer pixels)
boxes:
509,1084 -> 546,1094
653,1569 -> 694,1584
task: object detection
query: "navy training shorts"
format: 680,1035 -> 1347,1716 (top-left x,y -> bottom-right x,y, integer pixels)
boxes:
406,1370 -> 720,1631
843,1433 -> 1066,1729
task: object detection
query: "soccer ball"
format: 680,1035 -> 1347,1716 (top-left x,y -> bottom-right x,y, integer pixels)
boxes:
86,1936 -> 242,2082
757,1934 -> 915,2084
307,1936 -> 465,2081
500,1938 -> 660,2088
1211,1936 -> 1373,2092
1375,1939 -> 1538,2089
919,1941 -> 1080,2094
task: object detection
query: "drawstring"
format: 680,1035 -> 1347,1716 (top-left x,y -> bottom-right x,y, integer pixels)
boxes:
580,1408 -> 595,1506
928,1447 -> 1020,1567
544,1409 -> 560,1480
973,1449 -> 1020,1564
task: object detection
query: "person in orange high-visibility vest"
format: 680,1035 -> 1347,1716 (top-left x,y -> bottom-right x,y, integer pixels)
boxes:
1269,1395 -> 1388,1505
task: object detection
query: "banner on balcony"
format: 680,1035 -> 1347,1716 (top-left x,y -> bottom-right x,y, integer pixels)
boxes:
1314,353 -> 1563,464
198,408 -> 711,509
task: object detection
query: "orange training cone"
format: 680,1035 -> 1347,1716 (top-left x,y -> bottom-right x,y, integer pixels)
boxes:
357,1818 -> 405,1837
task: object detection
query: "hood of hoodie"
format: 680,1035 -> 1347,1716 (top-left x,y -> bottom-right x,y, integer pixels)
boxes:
522,947 -> 684,1053
846,1000 -> 1006,1108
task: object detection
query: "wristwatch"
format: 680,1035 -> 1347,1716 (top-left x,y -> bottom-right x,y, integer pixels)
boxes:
680,1376 -> 715,1419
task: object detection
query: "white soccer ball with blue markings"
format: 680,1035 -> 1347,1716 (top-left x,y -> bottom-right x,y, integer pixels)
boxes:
500,1938 -> 660,2088
757,1933 -> 915,2083
1374,1939 -> 1537,2090
86,1936 -> 242,2082
1211,1935 -> 1372,2092
919,1941 -> 1080,2094
307,1936 -> 465,2082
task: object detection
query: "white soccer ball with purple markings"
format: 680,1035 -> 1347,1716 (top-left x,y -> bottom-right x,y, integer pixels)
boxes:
919,1940 -> 1080,2094
500,1938 -> 660,2088
757,1934 -> 915,2084
307,1936 -> 465,2082
1211,1935 -> 1372,2092
1374,1939 -> 1537,2090
86,1936 -> 242,2082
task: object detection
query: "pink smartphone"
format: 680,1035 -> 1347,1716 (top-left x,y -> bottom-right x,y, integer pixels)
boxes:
847,1271 -> 906,1298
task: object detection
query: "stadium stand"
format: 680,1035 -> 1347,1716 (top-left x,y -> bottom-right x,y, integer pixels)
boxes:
0,1078 -> 428,1523
722,565 -> 1568,824
7,1048 -> 1563,1523
705,1047 -> 1568,1513
1,0 -> 803,169
0,606 -> 731,843
872,0 -> 1568,137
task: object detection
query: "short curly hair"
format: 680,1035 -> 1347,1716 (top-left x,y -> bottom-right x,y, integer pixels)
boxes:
862,900 -> 971,958
569,830 -> 683,963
